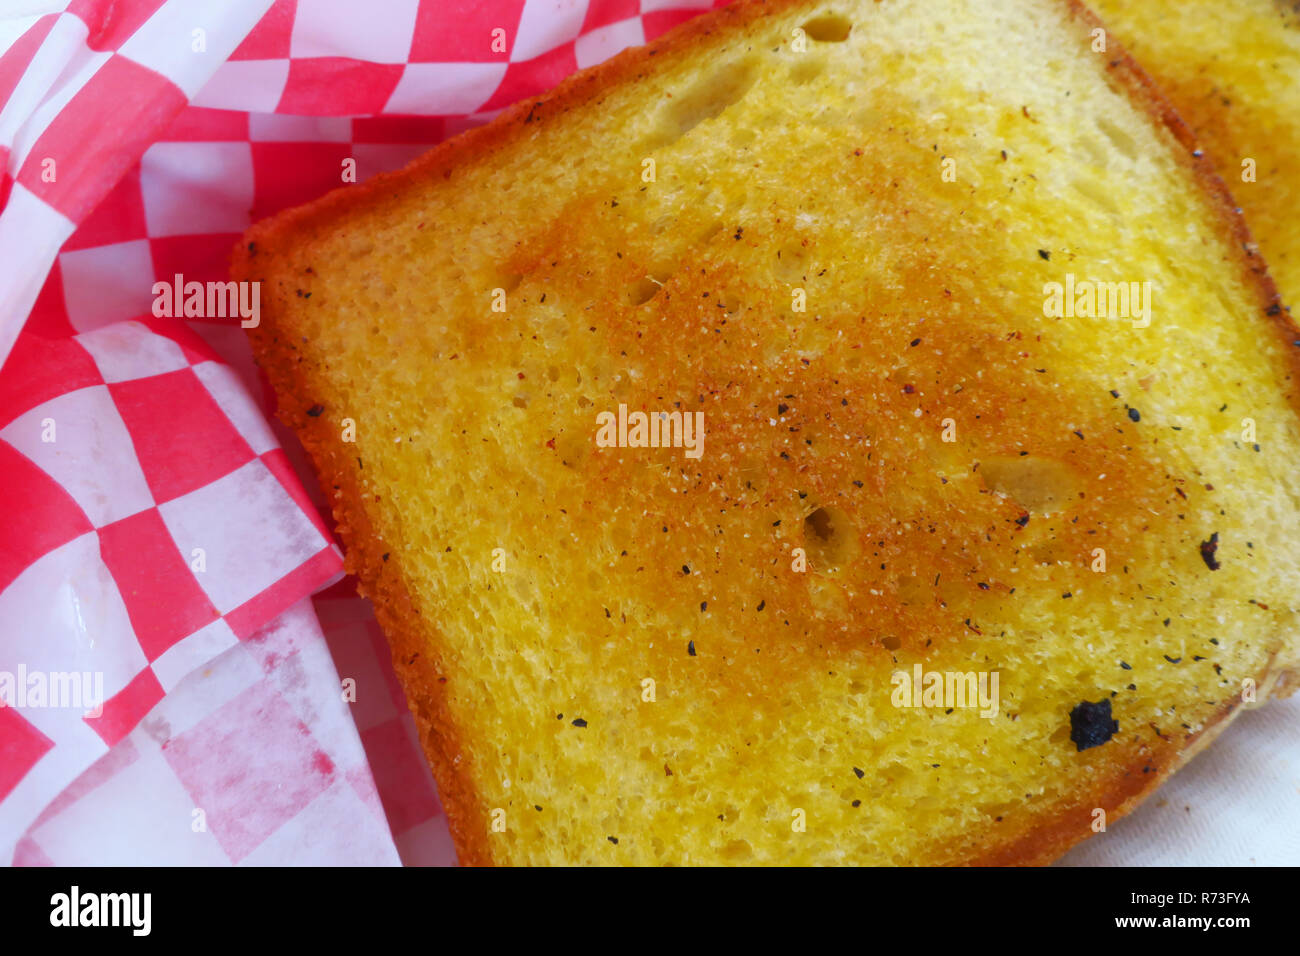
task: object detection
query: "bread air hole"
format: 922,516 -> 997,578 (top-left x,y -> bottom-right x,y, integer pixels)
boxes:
718,839 -> 754,861
789,56 -> 826,86
1094,115 -> 1140,163
978,455 -> 1080,514
801,14 -> 853,42
631,271 -> 673,305
717,290 -> 745,314
806,506 -> 836,540
697,219 -> 725,243
654,58 -> 758,146
803,505 -> 856,569
489,271 -> 523,294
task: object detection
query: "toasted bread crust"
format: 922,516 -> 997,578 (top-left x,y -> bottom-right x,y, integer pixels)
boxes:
233,0 -> 1300,866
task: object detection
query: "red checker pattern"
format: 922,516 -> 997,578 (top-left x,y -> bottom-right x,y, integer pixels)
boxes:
68,0 -> 169,52
159,105 -> 252,142
97,508 -> 218,662
351,115 -> 447,144
10,836 -> 55,866
160,681 -> 337,863
108,368 -> 255,504
222,544 -> 341,640
644,7 -> 717,41
85,667 -> 164,748
409,0 -> 526,62
0,152 -> 10,213
582,0 -> 641,32
480,40 -> 578,112
16,54 -> 187,224
0,15 -> 59,108
131,315 -> 221,366
359,716 -> 441,834
19,267 -> 76,340
150,233 -> 246,288
0,330 -> 103,427
0,706 -> 55,802
0,441 -> 93,594
250,141 -> 352,219
276,58 -> 403,116
261,448 -> 332,542
62,170 -> 148,252
230,0 -> 298,61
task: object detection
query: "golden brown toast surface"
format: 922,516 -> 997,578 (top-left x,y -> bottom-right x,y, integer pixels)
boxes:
233,0 -> 1300,864
1091,0 -> 1300,311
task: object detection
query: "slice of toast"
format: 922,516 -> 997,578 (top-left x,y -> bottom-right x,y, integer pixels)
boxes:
232,0 -> 1300,865
1090,0 -> 1300,311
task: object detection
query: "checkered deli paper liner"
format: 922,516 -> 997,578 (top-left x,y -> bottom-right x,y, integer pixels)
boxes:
1,0 -> 1296,867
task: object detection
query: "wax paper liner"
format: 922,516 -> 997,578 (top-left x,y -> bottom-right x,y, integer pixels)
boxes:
2,0 -> 1296,866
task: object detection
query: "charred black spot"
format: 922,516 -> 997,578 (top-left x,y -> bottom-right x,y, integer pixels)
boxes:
1069,699 -> 1118,751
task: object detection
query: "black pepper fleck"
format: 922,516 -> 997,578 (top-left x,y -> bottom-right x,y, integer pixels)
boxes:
1200,532 -> 1221,570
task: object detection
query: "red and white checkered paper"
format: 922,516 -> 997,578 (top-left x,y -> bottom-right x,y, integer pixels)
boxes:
2,0 -> 1295,867
0,0 -> 725,866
